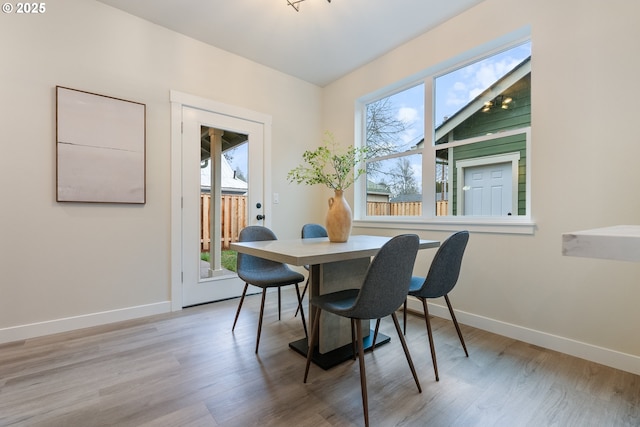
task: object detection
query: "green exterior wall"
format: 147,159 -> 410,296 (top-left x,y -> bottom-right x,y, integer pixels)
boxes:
440,73 -> 530,216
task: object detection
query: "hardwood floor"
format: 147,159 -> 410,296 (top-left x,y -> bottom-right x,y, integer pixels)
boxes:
1,289 -> 639,426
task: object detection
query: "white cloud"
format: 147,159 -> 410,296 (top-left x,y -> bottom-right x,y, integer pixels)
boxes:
466,57 -> 524,102
397,106 -> 418,123
397,106 -> 422,145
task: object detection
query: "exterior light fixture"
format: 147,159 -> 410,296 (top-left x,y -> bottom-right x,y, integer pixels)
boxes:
287,0 -> 331,12
482,95 -> 513,112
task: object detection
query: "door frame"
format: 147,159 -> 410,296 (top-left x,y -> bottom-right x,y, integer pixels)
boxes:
170,90 -> 272,311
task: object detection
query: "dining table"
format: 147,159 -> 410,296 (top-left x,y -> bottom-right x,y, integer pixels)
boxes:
230,234 -> 440,369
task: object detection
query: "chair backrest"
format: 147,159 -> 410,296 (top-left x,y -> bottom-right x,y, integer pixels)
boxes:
237,226 -> 282,276
301,223 -> 328,239
349,234 -> 420,320
416,230 -> 469,298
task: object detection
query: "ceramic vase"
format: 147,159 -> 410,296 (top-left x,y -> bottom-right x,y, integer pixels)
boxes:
326,189 -> 352,242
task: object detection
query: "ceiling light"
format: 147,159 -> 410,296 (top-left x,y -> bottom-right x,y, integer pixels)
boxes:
287,0 -> 331,12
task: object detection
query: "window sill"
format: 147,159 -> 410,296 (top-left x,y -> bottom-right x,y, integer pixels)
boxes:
353,216 -> 536,235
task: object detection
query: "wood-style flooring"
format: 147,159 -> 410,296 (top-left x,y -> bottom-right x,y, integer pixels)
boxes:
1,288 -> 639,426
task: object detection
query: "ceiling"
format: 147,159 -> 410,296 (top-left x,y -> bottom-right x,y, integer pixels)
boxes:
96,0 -> 484,87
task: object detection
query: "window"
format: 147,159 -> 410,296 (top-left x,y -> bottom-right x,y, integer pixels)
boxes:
358,39 -> 532,233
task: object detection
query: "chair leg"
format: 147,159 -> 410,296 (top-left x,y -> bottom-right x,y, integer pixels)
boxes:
277,287 -> 281,321
351,319 -> 357,360
444,294 -> 468,357
371,318 -> 381,350
255,289 -> 267,354
355,318 -> 369,427
391,312 -> 422,393
232,283 -> 249,331
403,299 -> 408,335
304,306 -> 321,383
422,298 -> 439,381
295,277 -> 309,317
294,283 -> 308,338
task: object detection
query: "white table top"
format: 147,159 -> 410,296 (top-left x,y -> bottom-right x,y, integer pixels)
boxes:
230,234 -> 440,266
562,225 -> 640,262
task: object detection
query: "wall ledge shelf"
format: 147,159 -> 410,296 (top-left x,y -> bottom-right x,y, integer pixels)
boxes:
562,225 -> 640,262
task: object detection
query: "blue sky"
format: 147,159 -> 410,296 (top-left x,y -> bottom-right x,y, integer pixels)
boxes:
434,41 -> 531,126
388,41 -> 531,147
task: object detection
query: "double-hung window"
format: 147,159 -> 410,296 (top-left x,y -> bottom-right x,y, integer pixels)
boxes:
356,39 -> 533,234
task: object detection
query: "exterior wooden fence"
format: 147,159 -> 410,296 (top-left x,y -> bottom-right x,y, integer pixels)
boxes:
436,200 -> 448,216
367,201 -> 449,216
201,194 -> 248,251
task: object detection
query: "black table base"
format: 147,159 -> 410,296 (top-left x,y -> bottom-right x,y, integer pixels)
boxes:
289,330 -> 390,370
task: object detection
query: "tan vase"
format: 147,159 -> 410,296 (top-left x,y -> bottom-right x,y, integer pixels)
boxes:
326,190 -> 352,242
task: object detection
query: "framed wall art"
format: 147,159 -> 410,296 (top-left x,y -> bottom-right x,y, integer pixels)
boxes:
56,86 -> 146,204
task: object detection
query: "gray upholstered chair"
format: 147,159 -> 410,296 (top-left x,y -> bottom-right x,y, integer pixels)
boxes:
403,230 -> 470,381
295,223 -> 328,318
232,226 -> 307,353
303,234 -> 422,427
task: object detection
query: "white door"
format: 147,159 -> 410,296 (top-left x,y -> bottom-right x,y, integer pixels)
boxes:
181,106 -> 266,306
463,162 -> 513,216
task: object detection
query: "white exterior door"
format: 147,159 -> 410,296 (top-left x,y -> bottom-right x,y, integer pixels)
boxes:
463,162 -> 513,216
181,106 -> 266,307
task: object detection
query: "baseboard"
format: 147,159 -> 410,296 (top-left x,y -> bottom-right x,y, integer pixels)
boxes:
406,297 -> 640,376
0,301 -> 171,345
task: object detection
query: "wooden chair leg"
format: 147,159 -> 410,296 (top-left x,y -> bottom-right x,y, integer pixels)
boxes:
444,294 -> 468,357
304,306 -> 321,383
371,318 -> 381,350
294,283 -> 308,338
422,298 -> 439,381
403,299 -> 408,335
351,319 -> 357,360
355,318 -> 369,427
277,287 -> 281,321
255,289 -> 267,354
232,283 -> 249,331
295,277 -> 309,317
391,312 -> 422,393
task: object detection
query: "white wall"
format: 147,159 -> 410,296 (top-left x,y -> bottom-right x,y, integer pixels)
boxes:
323,0 -> 640,373
0,0 -> 323,339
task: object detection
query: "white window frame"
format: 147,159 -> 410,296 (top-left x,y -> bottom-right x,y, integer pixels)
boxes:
354,29 -> 534,235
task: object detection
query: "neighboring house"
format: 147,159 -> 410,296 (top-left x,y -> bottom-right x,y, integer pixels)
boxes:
366,180 -> 391,203
201,155 -> 248,195
420,56 -> 531,216
200,128 -> 249,196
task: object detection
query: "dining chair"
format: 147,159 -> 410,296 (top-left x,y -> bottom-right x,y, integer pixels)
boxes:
402,230 -> 470,381
232,225 -> 307,353
303,234 -> 422,427
295,223 -> 328,318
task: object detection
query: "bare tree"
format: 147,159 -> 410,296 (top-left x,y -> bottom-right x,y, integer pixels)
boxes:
365,97 -> 416,188
388,157 -> 420,197
365,97 -> 411,156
